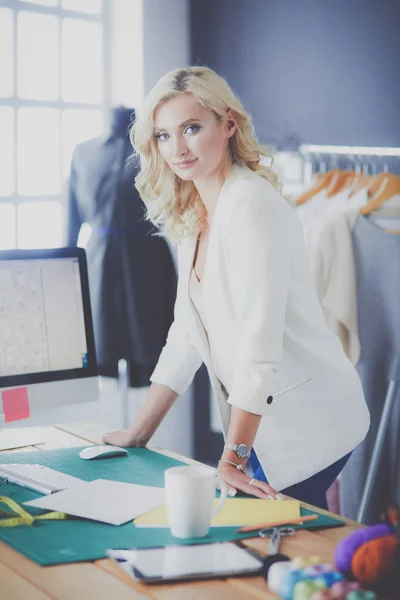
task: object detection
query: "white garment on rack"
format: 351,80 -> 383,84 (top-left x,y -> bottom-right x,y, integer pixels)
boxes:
300,189 -> 353,294
295,189 -> 329,225
298,190 -> 400,365
296,189 -> 367,363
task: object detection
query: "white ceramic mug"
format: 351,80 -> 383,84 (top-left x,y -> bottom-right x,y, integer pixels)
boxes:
164,465 -> 227,538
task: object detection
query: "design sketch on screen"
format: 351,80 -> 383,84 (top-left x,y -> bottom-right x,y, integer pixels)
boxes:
0,258 -> 88,377
0,248 -> 98,417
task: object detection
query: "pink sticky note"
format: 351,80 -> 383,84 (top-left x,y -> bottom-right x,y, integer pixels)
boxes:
2,387 -> 30,423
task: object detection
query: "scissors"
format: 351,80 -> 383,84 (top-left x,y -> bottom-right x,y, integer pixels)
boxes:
259,526 -> 295,556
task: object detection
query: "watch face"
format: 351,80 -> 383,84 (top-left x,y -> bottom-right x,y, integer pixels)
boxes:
236,444 -> 248,458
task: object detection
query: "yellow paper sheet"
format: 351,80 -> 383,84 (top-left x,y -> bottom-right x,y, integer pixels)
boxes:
134,498 -> 300,528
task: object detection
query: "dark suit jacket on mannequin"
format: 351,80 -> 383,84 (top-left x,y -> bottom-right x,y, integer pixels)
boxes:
66,107 -> 177,387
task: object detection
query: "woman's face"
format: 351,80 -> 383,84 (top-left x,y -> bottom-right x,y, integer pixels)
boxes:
153,93 -> 236,182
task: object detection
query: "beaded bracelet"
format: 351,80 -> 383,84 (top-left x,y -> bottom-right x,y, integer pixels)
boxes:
218,459 -> 245,472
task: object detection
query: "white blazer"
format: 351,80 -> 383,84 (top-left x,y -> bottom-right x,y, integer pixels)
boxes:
151,164 -> 370,491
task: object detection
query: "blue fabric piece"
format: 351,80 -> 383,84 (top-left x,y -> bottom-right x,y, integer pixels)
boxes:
249,448 -> 265,479
250,449 -> 352,510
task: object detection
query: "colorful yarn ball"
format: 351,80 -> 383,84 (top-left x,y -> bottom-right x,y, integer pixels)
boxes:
334,524 -> 391,573
350,534 -> 398,585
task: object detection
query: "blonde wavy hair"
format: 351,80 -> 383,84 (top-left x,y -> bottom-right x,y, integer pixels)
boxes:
131,66 -> 283,243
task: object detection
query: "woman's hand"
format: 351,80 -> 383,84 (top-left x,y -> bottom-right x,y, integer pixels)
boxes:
103,430 -> 146,448
217,461 -> 282,500
103,383 -> 178,449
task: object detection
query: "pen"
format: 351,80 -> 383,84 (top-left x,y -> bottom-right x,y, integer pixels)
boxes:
236,513 -> 319,533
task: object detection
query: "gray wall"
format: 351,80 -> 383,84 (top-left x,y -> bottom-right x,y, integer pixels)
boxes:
190,0 -> 400,148
143,0 -> 191,94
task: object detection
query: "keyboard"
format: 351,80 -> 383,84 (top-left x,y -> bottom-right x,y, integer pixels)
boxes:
0,463 -> 84,495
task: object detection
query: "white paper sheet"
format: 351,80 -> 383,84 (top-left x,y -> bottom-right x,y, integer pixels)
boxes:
0,429 -> 45,451
24,479 -> 165,526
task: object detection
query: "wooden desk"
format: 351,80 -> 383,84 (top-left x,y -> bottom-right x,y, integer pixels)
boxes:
0,424 -> 362,600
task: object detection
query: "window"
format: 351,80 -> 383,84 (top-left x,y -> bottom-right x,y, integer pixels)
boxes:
0,0 -> 106,250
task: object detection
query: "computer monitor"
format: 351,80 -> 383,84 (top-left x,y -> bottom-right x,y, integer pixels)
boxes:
0,247 -> 98,421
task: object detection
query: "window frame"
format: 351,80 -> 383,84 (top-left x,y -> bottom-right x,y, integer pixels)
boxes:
0,0 -> 111,249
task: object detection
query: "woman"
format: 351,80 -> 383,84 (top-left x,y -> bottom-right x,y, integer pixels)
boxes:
104,67 -> 370,508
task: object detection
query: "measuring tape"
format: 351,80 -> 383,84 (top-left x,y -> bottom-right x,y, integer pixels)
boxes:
0,495 -> 68,527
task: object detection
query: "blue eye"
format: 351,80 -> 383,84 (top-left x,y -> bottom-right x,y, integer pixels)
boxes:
155,132 -> 169,142
185,124 -> 200,135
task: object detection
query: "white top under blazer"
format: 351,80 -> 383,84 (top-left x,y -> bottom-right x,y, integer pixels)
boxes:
150,164 -> 370,491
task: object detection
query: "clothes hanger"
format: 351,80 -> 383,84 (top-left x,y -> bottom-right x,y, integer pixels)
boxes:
349,173 -> 372,196
320,154 -> 356,199
363,157 -> 390,199
296,169 -> 339,205
366,171 -> 387,198
349,156 -> 370,196
295,152 -> 338,205
326,170 -> 355,198
361,173 -> 400,215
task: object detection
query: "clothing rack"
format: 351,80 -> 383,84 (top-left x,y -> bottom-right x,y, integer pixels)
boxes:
298,144 -> 400,185
299,144 -> 400,157
298,143 -> 400,522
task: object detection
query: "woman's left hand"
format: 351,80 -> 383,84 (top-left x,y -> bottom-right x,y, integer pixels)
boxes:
217,462 -> 282,500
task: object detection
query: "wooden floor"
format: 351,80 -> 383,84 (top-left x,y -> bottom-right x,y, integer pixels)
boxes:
0,423 -> 362,600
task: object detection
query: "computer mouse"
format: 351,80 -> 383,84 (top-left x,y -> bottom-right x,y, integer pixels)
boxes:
79,445 -> 128,460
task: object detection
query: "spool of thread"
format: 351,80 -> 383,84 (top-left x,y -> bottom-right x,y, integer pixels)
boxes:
280,568 -> 345,600
307,571 -> 343,588
309,591 -> 343,600
293,578 -> 327,600
346,591 -> 377,600
309,580 -> 361,600
303,563 -> 335,576
350,534 -> 398,585
330,580 -> 360,595
334,524 -> 391,573
267,560 -> 294,593
313,589 -> 377,600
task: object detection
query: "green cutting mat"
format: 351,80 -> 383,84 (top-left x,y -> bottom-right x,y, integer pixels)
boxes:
0,447 -> 344,565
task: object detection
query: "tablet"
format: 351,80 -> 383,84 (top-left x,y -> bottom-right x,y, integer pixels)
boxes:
107,542 -> 264,584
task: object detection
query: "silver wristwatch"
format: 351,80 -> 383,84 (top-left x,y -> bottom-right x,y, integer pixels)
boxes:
224,442 -> 251,459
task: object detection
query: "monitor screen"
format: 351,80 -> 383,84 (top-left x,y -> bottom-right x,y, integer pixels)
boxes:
0,255 -> 89,375
0,248 -> 98,415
